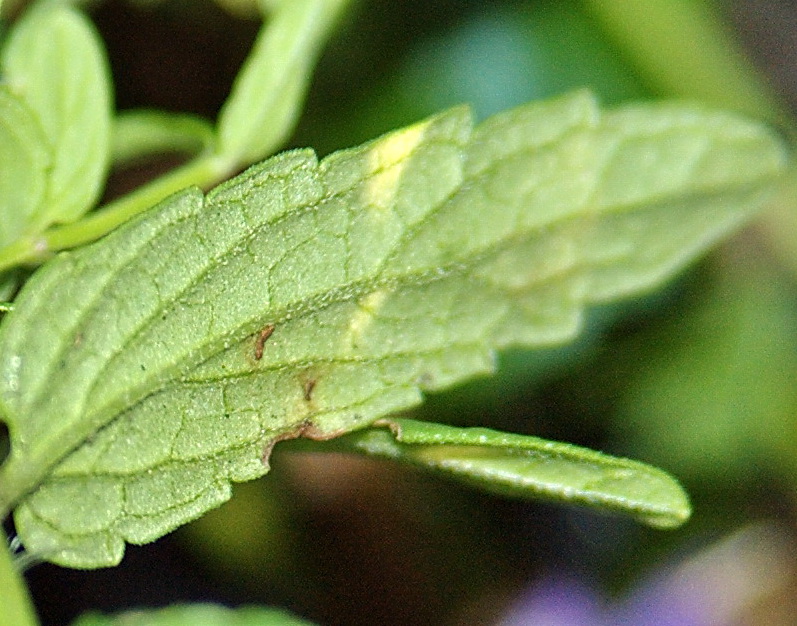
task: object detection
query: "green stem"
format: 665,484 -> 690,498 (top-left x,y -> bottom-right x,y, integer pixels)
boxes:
0,154 -> 232,273
0,531 -> 38,626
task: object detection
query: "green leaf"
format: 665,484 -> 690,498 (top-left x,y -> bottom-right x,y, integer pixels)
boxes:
327,418 -> 690,529
0,87 -> 49,247
112,110 -> 215,167
1,3 -> 112,230
0,270 -> 21,304
0,532 -> 38,626
0,91 -> 786,568
217,0 -> 350,165
72,604 -> 315,626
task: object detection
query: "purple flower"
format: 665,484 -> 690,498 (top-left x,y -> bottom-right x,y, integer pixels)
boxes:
498,524 -> 792,626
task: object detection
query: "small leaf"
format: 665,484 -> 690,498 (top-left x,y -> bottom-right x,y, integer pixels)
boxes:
0,92 -> 786,567
1,3 -> 112,229
112,110 -> 215,167
331,418 -> 690,528
0,87 -> 50,246
217,0 -> 350,165
72,604 -> 315,626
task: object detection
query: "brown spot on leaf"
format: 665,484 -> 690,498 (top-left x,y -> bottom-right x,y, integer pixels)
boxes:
260,419 -> 352,466
303,378 -> 316,402
253,324 -> 275,360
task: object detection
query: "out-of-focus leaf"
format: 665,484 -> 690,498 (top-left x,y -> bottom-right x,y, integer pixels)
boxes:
581,0 -> 787,122
0,88 -> 49,247
217,0 -> 350,165
0,270 -> 20,304
615,262 -> 797,481
0,530 -> 38,626
72,604 -> 315,626
330,418 -> 691,528
1,3 -> 112,229
0,91 -> 785,567
177,479 -> 297,580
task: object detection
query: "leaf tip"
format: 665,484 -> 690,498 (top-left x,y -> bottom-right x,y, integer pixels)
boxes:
635,472 -> 693,530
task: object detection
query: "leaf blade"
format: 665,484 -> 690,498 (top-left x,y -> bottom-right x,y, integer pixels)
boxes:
0,87 -> 50,247
332,418 -> 691,529
217,0 -> 350,165
0,92 -> 786,567
1,3 -> 112,229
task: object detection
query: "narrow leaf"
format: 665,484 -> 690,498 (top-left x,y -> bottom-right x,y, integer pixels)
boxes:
0,87 -> 49,246
0,92 -> 786,567
1,3 -> 112,229
217,0 -> 350,165
329,418 -> 690,529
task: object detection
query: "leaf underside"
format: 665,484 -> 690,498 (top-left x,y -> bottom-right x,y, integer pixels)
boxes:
0,91 -> 786,568
334,418 -> 692,529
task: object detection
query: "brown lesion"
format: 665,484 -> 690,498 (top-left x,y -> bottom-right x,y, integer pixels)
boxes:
258,369 -> 329,466
303,378 -> 316,402
260,418 -> 351,466
253,323 -> 275,361
298,366 -> 321,404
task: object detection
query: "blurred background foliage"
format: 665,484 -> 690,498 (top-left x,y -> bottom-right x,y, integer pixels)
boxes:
13,0 -> 797,624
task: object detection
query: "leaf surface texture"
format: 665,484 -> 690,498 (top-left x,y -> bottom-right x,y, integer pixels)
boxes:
0,91 -> 785,567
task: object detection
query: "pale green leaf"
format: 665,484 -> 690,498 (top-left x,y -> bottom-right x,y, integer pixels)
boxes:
72,604 -> 315,626
1,3 -> 112,229
217,0 -> 350,165
112,110 -> 215,167
0,531 -> 38,626
0,91 -> 786,568
0,87 -> 49,246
